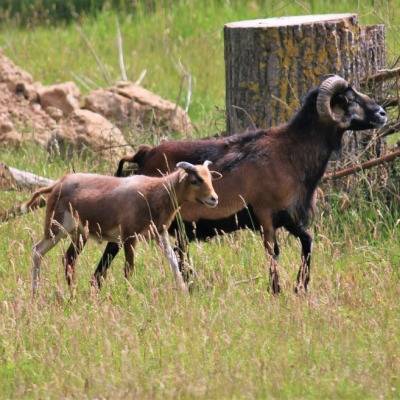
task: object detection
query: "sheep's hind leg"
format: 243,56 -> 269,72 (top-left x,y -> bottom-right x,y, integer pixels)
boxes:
123,237 -> 136,281
64,233 -> 87,297
260,229 -> 281,294
255,209 -> 281,294
32,233 -> 63,296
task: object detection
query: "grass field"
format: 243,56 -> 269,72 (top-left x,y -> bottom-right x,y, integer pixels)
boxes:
0,1 -> 400,398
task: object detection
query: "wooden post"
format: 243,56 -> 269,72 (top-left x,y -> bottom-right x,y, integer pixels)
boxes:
224,14 -> 386,138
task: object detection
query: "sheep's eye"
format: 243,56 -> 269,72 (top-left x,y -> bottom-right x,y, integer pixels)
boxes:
335,94 -> 349,108
190,177 -> 202,186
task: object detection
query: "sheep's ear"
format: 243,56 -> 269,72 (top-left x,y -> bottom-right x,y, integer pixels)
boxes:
211,171 -> 222,181
178,170 -> 187,183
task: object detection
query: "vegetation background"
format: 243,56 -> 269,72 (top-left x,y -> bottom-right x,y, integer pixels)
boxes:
0,0 -> 399,398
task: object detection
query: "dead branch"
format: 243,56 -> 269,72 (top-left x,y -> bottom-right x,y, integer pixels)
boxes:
361,67 -> 400,84
323,148 -> 400,182
0,163 -> 54,190
379,97 -> 400,109
378,121 -> 400,138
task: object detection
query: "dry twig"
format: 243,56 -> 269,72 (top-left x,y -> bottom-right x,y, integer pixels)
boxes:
361,67 -> 400,84
323,148 -> 400,182
116,17 -> 128,81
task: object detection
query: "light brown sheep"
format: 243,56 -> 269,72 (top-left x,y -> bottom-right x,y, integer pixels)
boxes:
29,161 -> 219,295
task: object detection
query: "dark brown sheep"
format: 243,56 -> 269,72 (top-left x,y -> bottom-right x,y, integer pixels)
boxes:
96,75 -> 387,294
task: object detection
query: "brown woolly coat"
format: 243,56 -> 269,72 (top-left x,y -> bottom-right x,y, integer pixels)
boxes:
41,170 -> 210,242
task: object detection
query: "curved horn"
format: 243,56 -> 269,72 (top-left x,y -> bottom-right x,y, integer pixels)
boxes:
316,75 -> 349,124
203,160 -> 212,168
176,161 -> 196,172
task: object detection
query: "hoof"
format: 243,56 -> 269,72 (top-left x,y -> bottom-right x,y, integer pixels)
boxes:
271,281 -> 281,295
294,283 -> 307,295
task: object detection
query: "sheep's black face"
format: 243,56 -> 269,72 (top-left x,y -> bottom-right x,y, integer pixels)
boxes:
331,87 -> 387,131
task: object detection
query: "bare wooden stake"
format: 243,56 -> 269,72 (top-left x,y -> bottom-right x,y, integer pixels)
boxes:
159,230 -> 189,293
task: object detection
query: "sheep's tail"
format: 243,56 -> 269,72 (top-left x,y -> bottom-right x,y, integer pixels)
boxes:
0,185 -> 54,223
115,144 -> 152,177
24,185 -> 55,212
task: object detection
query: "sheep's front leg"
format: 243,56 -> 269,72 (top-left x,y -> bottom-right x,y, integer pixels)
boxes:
160,230 -> 188,293
294,229 -> 313,294
92,242 -> 120,289
123,237 -> 136,281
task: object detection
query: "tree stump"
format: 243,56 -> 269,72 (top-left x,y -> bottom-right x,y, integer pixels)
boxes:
224,14 -> 386,150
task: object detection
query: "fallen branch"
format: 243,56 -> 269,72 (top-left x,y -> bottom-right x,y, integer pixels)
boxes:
323,148 -> 400,182
0,163 -> 54,190
361,67 -> 400,84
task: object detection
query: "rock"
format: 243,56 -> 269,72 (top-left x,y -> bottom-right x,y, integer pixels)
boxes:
83,89 -> 130,123
45,106 -> 64,121
0,81 -> 58,147
14,81 -> 43,102
0,51 -> 131,157
52,109 -> 130,160
38,81 -> 80,115
0,119 -> 14,134
116,82 -> 192,133
0,129 -> 22,146
0,117 -> 21,146
83,81 -> 192,134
